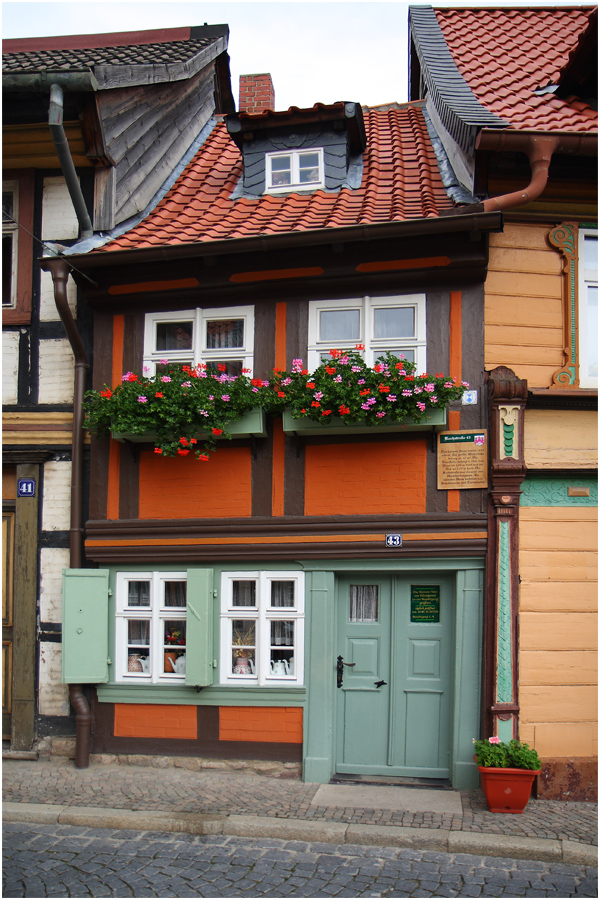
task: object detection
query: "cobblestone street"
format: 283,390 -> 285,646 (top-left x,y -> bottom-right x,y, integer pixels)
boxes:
3,822 -> 598,898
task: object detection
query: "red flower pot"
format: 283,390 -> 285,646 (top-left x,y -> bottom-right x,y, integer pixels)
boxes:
476,763 -> 540,813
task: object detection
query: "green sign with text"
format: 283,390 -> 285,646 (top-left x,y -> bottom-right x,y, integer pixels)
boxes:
410,585 -> 440,623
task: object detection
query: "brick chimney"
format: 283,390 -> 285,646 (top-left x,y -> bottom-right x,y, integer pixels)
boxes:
239,74 -> 275,113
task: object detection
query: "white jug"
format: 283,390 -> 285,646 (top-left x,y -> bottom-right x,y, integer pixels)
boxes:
270,659 -> 289,676
140,656 -> 150,674
174,654 -> 186,675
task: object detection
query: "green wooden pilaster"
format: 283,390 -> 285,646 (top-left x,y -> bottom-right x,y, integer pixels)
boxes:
303,570 -> 336,784
452,567 -> 484,789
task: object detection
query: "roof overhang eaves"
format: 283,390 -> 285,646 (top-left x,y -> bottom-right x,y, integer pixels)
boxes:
61,211 -> 504,272
476,128 -> 598,155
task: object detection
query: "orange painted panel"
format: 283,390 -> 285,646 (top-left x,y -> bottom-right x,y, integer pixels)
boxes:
114,704 -> 197,739
219,706 -> 303,743
304,440 -> 427,515
139,447 -> 252,518
272,418 -> 285,517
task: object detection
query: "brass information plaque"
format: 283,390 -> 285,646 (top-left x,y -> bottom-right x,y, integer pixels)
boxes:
437,429 -> 488,490
411,585 -> 440,623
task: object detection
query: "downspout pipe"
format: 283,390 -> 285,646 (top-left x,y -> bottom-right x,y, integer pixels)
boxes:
39,256 -> 91,769
48,83 -> 93,239
476,130 -> 597,213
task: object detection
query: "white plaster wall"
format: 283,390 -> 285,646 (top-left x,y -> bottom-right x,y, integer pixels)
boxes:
42,461 -> 71,532
40,547 -> 70,623
41,176 -> 79,241
39,642 -> 69,716
39,269 -> 77,322
38,339 -> 74,405
2,330 -> 20,405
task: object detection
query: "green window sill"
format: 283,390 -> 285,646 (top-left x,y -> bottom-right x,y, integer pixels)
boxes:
111,408 -> 267,443
97,683 -> 306,705
282,407 -> 447,436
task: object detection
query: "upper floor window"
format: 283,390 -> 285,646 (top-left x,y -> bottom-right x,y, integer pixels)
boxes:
308,294 -> 427,372
116,571 -> 188,683
143,306 -> 254,377
579,230 -> 597,389
2,182 -> 18,309
265,149 -> 324,193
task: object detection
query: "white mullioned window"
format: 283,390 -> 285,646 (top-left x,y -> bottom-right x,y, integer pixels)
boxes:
143,306 -> 255,377
579,229 -> 598,389
220,571 -> 305,686
115,571 -> 188,683
2,181 -> 18,309
308,294 -> 427,372
265,148 -> 324,193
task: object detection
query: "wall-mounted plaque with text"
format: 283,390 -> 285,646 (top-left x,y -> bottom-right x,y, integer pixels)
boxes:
437,429 -> 488,490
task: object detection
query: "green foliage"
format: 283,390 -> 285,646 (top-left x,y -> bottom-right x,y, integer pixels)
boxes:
473,737 -> 542,770
83,350 -> 468,461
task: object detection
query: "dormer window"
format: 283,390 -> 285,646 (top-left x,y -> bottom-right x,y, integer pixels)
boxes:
266,149 -> 324,193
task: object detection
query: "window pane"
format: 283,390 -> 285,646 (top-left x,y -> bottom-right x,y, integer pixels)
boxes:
378,348 -> 415,363
127,581 -> 150,607
3,234 -> 13,305
349,585 -> 379,622
271,620 -> 294,646
2,191 -> 14,220
206,319 -> 244,349
164,620 -> 186,648
164,581 -> 186,607
586,285 -> 598,379
233,581 -> 256,606
205,360 -> 243,377
271,156 -> 291,186
299,154 -> 321,185
584,235 -> 598,272
270,621 -> 294,676
299,153 -> 320,169
232,620 -> 256,675
270,581 -> 294,607
156,322 -> 193,351
320,309 -> 360,341
128,619 -> 150,647
374,307 -> 415,339
271,156 -> 291,172
164,620 -> 186,674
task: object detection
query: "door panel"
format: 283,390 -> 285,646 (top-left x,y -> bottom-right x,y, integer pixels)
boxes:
336,574 -> 453,778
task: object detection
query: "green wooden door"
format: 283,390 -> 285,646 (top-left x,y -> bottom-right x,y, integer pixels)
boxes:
336,575 -> 453,777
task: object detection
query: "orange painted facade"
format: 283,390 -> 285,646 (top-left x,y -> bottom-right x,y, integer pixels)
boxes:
304,439 -> 427,516
219,707 -> 303,743
114,704 -> 197,739
138,447 -> 253,519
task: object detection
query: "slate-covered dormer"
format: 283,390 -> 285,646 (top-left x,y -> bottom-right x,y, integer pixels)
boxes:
226,101 -> 367,197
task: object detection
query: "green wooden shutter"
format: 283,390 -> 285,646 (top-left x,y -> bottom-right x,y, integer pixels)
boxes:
62,569 -> 110,684
185,568 -> 214,687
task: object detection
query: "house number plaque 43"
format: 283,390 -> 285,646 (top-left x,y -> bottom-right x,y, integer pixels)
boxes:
385,534 -> 403,548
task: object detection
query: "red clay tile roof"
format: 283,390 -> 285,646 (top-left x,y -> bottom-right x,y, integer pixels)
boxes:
435,6 -> 597,133
101,105 -> 452,252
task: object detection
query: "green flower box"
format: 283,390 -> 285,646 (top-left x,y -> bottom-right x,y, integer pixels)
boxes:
282,407 -> 447,436
111,408 -> 267,443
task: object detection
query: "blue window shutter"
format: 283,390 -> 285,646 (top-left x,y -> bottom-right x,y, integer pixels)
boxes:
185,568 -> 214,687
62,569 -> 110,683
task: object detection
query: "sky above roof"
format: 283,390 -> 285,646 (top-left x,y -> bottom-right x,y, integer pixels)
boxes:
2,0 -> 592,111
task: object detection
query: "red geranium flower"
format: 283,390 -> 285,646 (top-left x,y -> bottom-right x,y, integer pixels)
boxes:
177,449 -> 189,456
212,428 -> 223,436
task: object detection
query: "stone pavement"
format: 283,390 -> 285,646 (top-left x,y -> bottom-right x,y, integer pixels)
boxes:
2,758 -> 597,866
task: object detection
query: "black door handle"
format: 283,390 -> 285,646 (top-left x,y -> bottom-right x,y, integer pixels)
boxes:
337,655 -> 355,688
374,680 -> 388,688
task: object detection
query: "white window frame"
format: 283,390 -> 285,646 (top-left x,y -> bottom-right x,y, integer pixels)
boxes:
307,294 -> 427,372
2,180 -> 19,309
579,229 -> 598,389
220,571 -> 305,687
265,148 -> 325,193
115,571 -> 188,683
143,306 -> 255,376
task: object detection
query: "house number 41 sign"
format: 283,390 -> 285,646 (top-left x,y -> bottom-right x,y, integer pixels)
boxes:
17,478 -> 36,497
385,534 -> 403,548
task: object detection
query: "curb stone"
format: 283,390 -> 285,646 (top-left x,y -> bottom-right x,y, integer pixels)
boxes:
3,802 -> 597,865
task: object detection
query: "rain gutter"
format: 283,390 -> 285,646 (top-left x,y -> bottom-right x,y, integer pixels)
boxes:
476,129 -> 598,213
48,83 -> 94,239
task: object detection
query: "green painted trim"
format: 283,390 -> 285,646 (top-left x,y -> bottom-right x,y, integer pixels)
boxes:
112,408 -> 267,442
502,422 -> 515,458
496,717 -> 513,743
282,407 -> 446,436
496,521 -> 513,704
303,557 -> 486,573
520,477 -> 598,507
96,685 -> 306,705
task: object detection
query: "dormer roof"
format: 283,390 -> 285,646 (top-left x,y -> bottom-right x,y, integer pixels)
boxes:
97,103 -> 454,253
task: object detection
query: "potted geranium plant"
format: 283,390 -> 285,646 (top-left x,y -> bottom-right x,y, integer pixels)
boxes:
473,736 -> 542,813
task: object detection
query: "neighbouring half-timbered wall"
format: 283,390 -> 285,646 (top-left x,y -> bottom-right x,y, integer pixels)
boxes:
518,500 -> 597,761
485,224 -> 564,388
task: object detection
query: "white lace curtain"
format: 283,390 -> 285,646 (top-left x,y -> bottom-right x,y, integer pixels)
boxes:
349,585 -> 378,622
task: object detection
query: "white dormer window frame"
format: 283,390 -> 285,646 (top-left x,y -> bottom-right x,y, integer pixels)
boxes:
265,148 -> 325,193
578,229 -> 598,389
